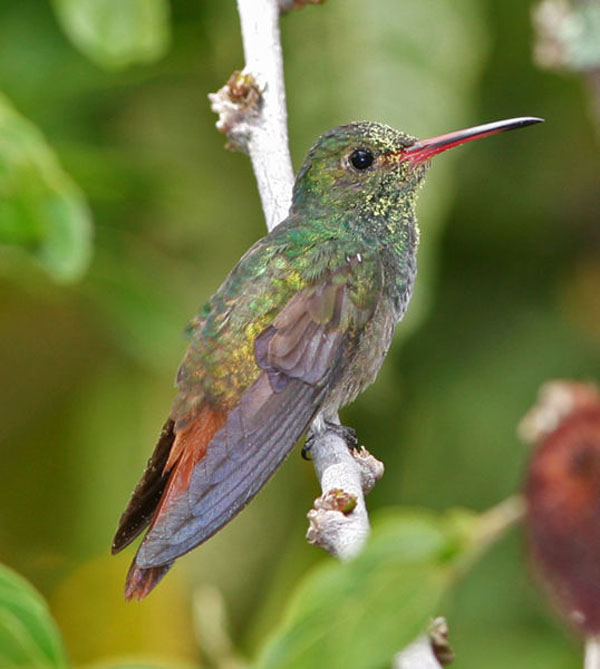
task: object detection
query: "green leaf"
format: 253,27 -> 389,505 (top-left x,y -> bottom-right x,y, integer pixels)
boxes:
0,563 -> 69,668
254,508 -> 478,669
51,0 -> 171,70
0,93 -> 92,282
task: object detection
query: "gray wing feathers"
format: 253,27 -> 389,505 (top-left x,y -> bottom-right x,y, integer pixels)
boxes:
136,374 -> 326,567
135,281 -> 353,568
255,284 -> 347,389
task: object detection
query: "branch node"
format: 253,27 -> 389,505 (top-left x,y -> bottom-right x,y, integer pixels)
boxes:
352,446 -> 385,493
314,488 -> 358,514
306,495 -> 366,559
208,70 -> 263,153
429,617 -> 455,667
394,617 -> 454,669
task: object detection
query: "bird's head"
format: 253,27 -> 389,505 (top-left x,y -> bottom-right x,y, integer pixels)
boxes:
291,117 -> 543,219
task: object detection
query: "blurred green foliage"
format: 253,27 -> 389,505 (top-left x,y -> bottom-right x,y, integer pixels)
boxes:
0,564 -> 68,668
0,0 -> 599,667
0,93 -> 92,282
52,0 -> 171,70
256,508 -> 478,669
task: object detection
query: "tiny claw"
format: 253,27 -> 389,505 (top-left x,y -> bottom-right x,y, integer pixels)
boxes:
302,422 -> 358,459
302,421 -> 359,460
301,435 -> 314,460
324,421 -> 359,449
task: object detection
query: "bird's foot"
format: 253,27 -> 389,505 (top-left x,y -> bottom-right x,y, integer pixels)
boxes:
302,421 -> 358,460
326,421 -> 359,449
302,433 -> 316,460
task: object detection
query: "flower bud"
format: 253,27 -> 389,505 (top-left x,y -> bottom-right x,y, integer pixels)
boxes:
521,381 -> 600,634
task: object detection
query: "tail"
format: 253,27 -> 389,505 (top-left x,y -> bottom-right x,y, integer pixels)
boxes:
113,406 -> 227,600
112,419 -> 175,554
116,374 -> 325,599
132,374 -> 326,571
112,278 -> 352,599
123,561 -> 173,601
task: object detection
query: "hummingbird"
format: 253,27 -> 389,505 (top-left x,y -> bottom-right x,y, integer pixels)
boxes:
112,116 -> 542,599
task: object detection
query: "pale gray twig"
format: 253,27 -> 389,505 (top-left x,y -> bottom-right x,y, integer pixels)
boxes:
307,429 -> 384,560
209,0 -> 294,231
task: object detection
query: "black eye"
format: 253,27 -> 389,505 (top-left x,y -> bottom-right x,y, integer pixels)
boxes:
349,149 -> 374,170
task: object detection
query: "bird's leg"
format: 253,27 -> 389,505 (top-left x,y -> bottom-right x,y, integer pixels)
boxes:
325,421 -> 359,449
301,435 -> 315,460
302,419 -> 358,460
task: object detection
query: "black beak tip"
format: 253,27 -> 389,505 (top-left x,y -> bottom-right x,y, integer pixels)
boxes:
518,116 -> 545,127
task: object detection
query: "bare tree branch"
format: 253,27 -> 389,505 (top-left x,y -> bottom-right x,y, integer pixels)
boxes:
210,0 -> 380,560
210,0 -> 294,231
307,433 -> 384,560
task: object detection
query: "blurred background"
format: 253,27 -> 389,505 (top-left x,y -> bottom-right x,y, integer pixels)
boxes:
0,0 -> 599,666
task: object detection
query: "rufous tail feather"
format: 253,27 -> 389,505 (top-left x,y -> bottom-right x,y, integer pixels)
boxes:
123,405 -> 227,600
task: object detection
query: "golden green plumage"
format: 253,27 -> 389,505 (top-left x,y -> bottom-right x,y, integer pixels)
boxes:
172,122 -> 426,422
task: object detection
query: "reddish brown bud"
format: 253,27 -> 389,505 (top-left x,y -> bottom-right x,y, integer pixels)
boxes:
224,71 -> 261,108
521,380 -> 600,634
314,488 -> 357,515
208,71 -> 262,153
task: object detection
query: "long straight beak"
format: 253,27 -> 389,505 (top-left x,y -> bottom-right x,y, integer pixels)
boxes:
402,116 -> 544,164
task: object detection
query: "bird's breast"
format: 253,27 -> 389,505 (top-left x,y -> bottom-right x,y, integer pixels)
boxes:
325,244 -> 417,413
325,293 -> 399,413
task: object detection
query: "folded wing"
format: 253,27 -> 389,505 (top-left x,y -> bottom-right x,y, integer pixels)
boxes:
114,254 -> 380,599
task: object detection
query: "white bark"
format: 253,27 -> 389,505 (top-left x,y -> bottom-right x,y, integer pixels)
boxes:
394,636 -> 443,669
307,428 -> 384,560
393,618 -> 453,669
231,0 -> 294,231
585,637 -> 600,669
210,0 -> 380,560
